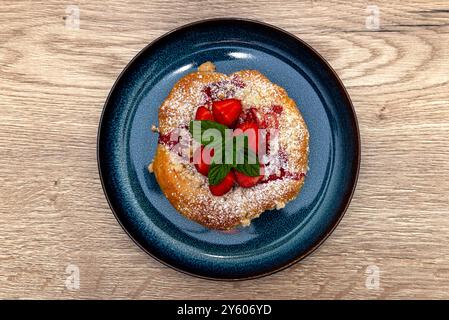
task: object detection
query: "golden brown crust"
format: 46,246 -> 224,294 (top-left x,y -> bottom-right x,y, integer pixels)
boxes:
152,63 -> 309,230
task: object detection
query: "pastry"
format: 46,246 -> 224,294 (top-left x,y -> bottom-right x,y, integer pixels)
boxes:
150,62 -> 309,230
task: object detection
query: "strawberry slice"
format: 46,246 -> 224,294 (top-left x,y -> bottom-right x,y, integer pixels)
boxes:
234,168 -> 264,188
193,146 -> 214,176
261,112 -> 279,129
238,107 -> 262,125
233,121 -> 259,154
272,105 -> 283,114
258,112 -> 279,154
195,106 -> 214,121
212,99 -> 242,127
209,171 -> 235,196
249,108 -> 264,126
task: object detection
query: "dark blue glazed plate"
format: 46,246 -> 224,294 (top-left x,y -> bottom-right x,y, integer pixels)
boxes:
98,19 -> 360,280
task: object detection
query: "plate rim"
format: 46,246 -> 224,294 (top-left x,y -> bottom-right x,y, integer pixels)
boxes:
97,17 -> 361,281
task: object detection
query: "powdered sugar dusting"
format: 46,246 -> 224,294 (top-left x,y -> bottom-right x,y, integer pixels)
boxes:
154,62 -> 309,229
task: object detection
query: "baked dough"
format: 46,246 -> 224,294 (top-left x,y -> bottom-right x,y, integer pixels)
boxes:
151,62 -> 309,230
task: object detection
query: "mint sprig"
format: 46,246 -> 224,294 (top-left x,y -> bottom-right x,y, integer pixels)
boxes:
189,120 -> 228,146
189,120 -> 261,185
234,147 -> 260,177
208,163 -> 233,186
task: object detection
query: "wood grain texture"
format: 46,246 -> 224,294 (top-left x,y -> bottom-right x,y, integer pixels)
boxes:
1,0 -> 449,299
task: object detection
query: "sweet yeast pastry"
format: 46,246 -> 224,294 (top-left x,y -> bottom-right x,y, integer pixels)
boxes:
150,62 -> 309,230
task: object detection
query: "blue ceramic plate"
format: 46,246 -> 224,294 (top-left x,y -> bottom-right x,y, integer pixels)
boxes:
98,19 -> 360,280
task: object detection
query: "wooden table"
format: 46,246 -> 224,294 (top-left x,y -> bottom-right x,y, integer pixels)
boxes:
1,0 -> 448,299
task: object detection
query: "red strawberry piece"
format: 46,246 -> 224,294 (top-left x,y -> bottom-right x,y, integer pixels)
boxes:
272,105 -> 283,114
234,167 -> 264,188
233,121 -> 259,154
237,110 -> 251,124
265,130 -> 271,154
193,146 -> 214,176
261,112 -> 279,129
212,99 -> 242,127
250,108 -> 264,126
209,171 -> 235,196
237,108 -> 262,126
203,86 -> 212,100
195,106 -> 214,121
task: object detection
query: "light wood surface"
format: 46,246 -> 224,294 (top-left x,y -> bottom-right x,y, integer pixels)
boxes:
1,0 -> 449,299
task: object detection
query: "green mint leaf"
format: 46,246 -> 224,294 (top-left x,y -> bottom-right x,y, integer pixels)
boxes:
189,120 -> 228,146
208,163 -> 232,185
235,162 -> 261,177
234,140 -> 258,163
211,145 -> 223,164
234,146 -> 260,176
233,135 -> 251,165
189,120 -> 261,182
